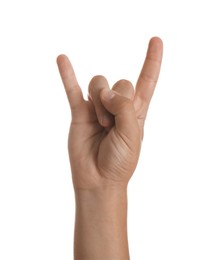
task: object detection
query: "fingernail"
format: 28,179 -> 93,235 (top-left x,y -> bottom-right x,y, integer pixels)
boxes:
102,90 -> 115,100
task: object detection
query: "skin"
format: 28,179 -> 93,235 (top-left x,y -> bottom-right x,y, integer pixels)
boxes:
57,37 -> 163,260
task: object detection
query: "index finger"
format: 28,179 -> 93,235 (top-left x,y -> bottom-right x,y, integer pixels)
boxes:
57,54 -> 84,110
134,37 -> 163,109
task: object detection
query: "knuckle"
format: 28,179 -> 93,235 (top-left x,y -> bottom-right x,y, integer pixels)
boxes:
146,54 -> 162,64
140,71 -> 158,85
115,79 -> 133,88
89,75 -> 107,87
88,75 -> 108,95
113,80 -> 134,100
91,75 -> 107,82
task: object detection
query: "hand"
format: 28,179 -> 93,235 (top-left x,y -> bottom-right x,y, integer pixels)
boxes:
56,37 -> 163,191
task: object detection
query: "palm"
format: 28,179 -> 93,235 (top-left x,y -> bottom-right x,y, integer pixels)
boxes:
68,98 -> 139,188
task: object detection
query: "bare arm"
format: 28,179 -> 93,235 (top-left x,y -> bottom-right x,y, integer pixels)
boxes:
74,188 -> 129,259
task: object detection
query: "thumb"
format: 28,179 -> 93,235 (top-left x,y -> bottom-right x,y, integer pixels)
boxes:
100,89 -> 140,141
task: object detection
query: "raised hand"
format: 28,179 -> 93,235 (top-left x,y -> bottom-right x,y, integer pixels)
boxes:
56,37 -> 163,191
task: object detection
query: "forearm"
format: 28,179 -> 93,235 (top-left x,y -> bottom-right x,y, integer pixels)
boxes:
74,186 -> 130,260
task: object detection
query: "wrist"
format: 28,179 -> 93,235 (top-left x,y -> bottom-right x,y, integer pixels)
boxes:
75,184 -> 128,211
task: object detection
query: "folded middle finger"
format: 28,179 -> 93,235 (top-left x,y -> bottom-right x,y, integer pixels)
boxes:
88,75 -> 114,127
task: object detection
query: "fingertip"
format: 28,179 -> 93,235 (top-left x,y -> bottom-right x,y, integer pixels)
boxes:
149,37 -> 163,52
150,36 -> 163,45
56,54 -> 64,63
56,54 -> 69,65
146,37 -> 163,64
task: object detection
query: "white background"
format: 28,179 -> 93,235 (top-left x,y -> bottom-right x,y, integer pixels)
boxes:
0,0 -> 212,259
